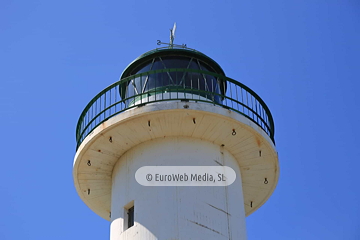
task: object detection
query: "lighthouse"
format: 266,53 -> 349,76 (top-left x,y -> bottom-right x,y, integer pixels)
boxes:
73,27 -> 279,240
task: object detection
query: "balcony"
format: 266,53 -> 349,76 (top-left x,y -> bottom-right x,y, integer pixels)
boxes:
76,68 -> 275,149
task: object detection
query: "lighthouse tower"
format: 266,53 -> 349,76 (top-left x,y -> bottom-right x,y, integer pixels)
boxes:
73,29 -> 279,240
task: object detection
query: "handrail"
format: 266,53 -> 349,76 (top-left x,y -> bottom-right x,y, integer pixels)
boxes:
75,68 -> 275,149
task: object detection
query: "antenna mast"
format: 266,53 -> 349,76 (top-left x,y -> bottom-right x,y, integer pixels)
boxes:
169,22 -> 176,48
157,23 -> 187,49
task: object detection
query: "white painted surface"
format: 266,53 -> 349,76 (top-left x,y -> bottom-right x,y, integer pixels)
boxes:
110,137 -> 247,240
73,101 -> 279,222
134,166 -> 237,186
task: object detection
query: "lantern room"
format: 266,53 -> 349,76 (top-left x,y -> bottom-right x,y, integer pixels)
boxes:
119,48 -> 227,106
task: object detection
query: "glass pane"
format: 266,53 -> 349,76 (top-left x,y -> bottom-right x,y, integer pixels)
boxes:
133,77 -> 142,94
136,63 -> 152,74
189,60 -> 200,70
162,58 -> 190,69
151,59 -> 164,71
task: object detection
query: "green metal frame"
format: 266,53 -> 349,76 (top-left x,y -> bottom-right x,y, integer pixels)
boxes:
75,68 -> 275,149
119,47 -> 227,100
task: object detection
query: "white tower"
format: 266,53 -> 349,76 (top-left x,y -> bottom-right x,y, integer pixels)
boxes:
73,38 -> 279,240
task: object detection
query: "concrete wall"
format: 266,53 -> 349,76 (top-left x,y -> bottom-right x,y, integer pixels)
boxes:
110,136 -> 247,240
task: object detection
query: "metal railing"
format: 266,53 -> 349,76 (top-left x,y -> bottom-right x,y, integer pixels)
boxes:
75,69 -> 275,149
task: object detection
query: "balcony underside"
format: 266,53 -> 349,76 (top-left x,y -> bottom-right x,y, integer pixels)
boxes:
73,102 -> 279,220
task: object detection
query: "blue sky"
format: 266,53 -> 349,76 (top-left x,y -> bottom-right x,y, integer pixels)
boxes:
1,1 -> 360,239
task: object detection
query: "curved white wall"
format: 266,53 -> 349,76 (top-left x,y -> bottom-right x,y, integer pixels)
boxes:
110,136 -> 247,240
